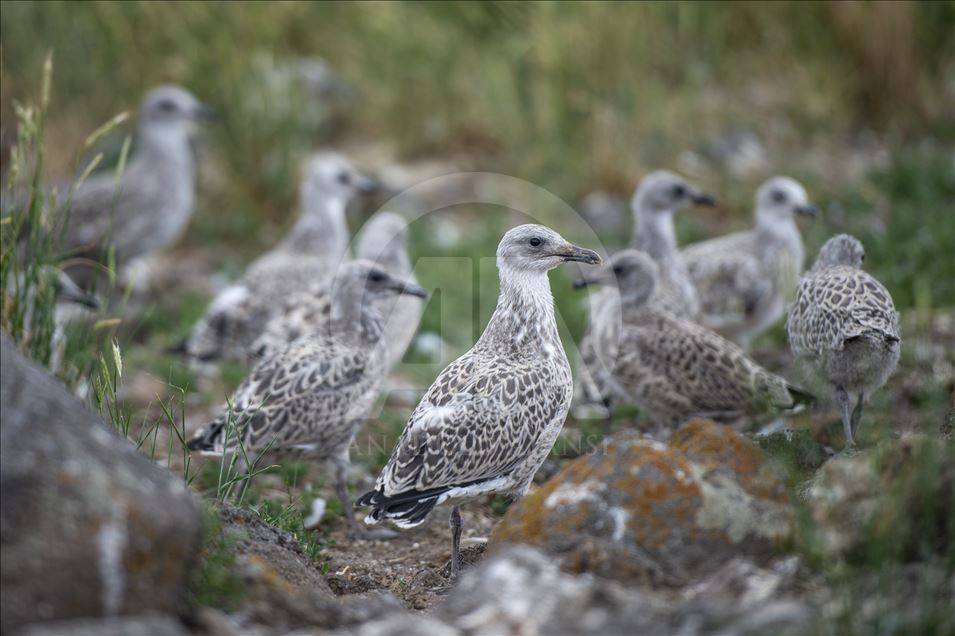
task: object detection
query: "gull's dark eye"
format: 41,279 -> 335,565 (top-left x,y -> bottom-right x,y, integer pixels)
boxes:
368,270 -> 386,283
613,266 -> 624,275
337,172 -> 351,185
671,184 -> 686,198
529,237 -> 542,247
771,189 -> 786,204
157,99 -> 177,112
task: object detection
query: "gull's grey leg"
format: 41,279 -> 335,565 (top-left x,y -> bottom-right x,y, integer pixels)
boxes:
449,505 -> 463,580
336,461 -> 398,541
603,398 -> 615,438
850,393 -> 865,441
836,386 -> 855,450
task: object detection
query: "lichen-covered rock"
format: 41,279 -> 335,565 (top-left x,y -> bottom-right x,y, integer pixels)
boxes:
802,435 -> 953,559
754,428 -> 829,477
491,420 -> 793,584
0,335 -> 201,634
432,545 -> 813,635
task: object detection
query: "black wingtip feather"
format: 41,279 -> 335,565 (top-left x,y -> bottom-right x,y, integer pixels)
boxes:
186,421 -> 223,452
355,486 -> 456,527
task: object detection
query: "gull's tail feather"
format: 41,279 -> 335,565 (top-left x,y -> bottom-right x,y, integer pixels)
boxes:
186,419 -> 225,453
355,486 -> 450,529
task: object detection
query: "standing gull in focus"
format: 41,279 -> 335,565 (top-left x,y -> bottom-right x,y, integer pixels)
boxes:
357,225 -> 601,579
186,152 -> 376,363
187,261 -> 427,539
252,211 -> 422,368
575,171 -> 716,430
682,176 -> 817,347
575,250 -> 813,431
51,85 -> 212,289
786,234 -> 899,449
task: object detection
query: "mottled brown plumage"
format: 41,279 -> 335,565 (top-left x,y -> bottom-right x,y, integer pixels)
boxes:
358,224 -> 600,578
577,250 -> 812,431
186,153 -> 375,363
682,176 -> 817,346
188,260 -> 426,540
575,171 -> 716,429
786,234 -> 900,448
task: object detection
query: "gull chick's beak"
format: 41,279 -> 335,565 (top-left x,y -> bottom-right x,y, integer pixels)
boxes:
795,203 -> 819,218
691,192 -> 718,207
558,244 -> 602,265
193,103 -> 217,122
356,174 -> 381,195
394,281 -> 429,299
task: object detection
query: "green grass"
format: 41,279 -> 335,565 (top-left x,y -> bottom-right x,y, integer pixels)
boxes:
185,506 -> 248,612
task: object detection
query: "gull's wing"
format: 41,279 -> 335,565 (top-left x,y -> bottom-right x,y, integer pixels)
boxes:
787,266 -> 900,357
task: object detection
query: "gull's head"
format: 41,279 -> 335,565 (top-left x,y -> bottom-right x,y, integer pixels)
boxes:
139,85 -> 213,135
357,212 -> 409,268
497,224 -> 601,274
301,152 -> 379,206
632,170 -> 718,215
333,260 -> 428,303
812,234 -> 864,271
573,249 -> 658,305
755,176 -> 818,226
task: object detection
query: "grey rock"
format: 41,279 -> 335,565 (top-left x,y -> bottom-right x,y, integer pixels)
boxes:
0,335 -> 201,633
15,615 -> 188,636
211,503 -> 407,635
435,546 -> 815,635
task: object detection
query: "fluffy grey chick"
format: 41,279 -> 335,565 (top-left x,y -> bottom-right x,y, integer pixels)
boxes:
575,171 -> 716,428
188,260 -> 427,540
54,85 -> 212,289
682,176 -> 818,347
186,152 -> 376,363
357,224 -> 600,579
252,211 -> 422,368
575,249 -> 813,432
786,234 -> 900,449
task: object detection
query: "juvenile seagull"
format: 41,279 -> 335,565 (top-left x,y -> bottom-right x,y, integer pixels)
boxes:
186,152 -> 376,363
786,234 -> 899,449
575,249 -> 813,431
575,171 -> 716,427
357,225 -> 600,578
54,85 -> 212,289
187,261 -> 427,539
682,176 -> 818,347
252,211 -> 422,368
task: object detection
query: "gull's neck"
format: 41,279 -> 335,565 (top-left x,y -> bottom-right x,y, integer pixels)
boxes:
281,191 -> 349,258
755,209 -> 800,242
135,123 -> 195,178
631,205 -> 678,264
328,287 -> 384,345
477,264 -> 562,357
